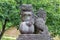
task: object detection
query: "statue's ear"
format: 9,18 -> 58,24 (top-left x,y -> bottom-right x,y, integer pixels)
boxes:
36,8 -> 46,22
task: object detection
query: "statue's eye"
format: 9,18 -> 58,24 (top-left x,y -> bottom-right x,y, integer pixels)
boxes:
28,14 -> 32,16
28,14 -> 31,16
22,10 -> 27,12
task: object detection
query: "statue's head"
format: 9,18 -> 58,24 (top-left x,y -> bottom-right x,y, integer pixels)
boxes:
20,4 -> 33,11
20,4 -> 33,20
37,8 -> 46,22
20,4 -> 34,24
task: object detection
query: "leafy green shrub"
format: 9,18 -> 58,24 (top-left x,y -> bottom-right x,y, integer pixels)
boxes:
0,0 -> 60,36
0,0 -> 20,29
14,0 -> 60,36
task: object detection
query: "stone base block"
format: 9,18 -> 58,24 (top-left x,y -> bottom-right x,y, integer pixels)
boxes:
17,34 -> 51,40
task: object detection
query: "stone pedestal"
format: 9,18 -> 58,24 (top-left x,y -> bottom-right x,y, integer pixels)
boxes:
17,34 -> 51,40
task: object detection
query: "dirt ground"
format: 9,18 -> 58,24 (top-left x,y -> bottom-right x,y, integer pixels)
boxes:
3,27 -> 60,40
4,27 -> 20,37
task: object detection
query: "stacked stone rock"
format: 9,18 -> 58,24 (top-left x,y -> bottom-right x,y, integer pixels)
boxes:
17,4 -> 52,40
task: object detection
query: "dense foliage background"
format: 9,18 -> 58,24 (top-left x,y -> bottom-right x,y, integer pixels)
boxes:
0,0 -> 60,37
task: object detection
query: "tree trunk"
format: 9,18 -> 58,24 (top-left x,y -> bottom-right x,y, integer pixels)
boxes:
0,19 -> 7,40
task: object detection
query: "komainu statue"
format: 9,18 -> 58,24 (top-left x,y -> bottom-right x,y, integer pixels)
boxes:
19,4 -> 34,34
34,8 -> 48,34
17,4 -> 52,40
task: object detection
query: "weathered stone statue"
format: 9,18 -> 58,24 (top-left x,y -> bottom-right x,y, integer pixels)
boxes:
19,4 -> 34,34
17,4 -> 52,40
34,8 -> 48,34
